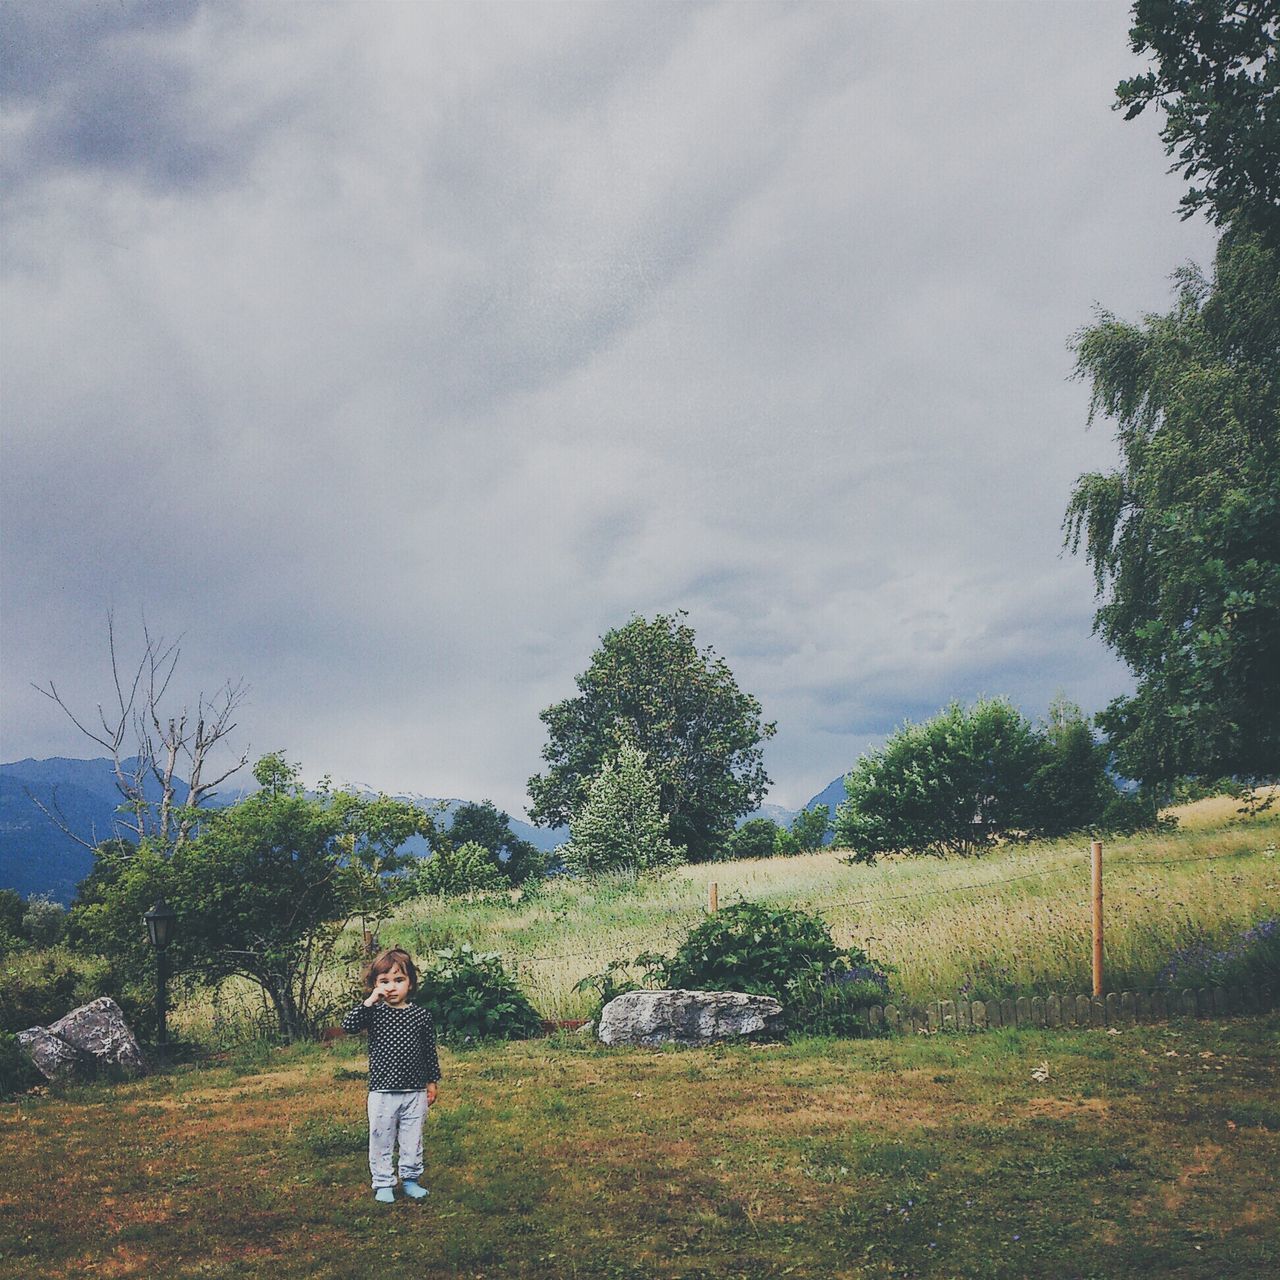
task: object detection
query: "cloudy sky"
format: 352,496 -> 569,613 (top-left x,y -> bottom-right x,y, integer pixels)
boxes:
2,1 -> 1218,815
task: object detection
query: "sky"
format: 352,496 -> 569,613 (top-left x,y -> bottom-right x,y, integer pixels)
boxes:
1,1 -> 1220,817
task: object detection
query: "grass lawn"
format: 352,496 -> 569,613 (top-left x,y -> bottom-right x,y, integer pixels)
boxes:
3,1015 -> 1278,1279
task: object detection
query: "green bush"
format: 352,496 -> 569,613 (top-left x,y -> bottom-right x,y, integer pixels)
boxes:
411,840 -> 507,897
723,818 -> 783,861
21,894 -> 67,947
638,901 -> 892,1036
0,1032 -> 44,1101
0,946 -> 156,1040
412,944 -> 542,1043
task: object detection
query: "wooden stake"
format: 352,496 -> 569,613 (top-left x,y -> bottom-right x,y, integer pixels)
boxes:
1090,839 -> 1104,998
708,881 -> 718,913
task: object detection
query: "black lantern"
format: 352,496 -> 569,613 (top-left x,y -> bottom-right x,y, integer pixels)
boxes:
143,897 -> 177,1059
144,897 -> 177,950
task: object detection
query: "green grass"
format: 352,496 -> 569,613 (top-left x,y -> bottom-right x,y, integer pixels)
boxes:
3,1016 -> 1277,1278
326,797 -> 1280,1021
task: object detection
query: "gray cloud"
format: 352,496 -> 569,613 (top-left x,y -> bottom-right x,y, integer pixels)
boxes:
2,2 -> 1219,813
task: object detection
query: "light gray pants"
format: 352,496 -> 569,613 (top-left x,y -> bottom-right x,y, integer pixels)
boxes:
367,1089 -> 428,1189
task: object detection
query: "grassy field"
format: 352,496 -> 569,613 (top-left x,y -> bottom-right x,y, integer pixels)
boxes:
286,795 -> 1280,1024
3,1015 -> 1278,1279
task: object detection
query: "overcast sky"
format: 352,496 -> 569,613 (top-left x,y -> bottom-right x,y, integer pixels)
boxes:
2,1 -> 1219,815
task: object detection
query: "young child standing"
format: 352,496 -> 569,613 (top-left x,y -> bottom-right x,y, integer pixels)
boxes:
341,948 -> 441,1203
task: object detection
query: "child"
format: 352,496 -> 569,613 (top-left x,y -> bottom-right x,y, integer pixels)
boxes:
341,947 -> 441,1203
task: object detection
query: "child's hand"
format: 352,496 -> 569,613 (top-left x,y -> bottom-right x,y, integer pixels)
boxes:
427,1082 -> 438,1105
363,992 -> 382,1008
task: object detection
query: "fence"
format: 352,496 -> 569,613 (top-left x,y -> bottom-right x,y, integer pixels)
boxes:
859,983 -> 1276,1035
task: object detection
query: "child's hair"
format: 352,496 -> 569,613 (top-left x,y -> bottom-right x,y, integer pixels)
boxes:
363,947 -> 419,995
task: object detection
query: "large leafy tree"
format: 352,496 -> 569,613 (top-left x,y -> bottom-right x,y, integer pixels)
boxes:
835,699 -> 1047,862
1117,0 -> 1279,243
442,800 -> 547,886
527,613 -> 775,863
1064,230 -> 1280,788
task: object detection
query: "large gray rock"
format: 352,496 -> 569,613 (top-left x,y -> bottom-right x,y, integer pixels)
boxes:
16,1026 -> 84,1081
48,997 -> 147,1074
597,989 -> 785,1047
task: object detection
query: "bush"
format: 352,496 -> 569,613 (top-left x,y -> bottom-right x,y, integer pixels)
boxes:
21,894 -> 67,947
638,901 -> 892,1036
412,944 -> 542,1043
412,840 -> 507,897
0,1032 -> 44,1101
723,818 -> 783,861
1098,789 -> 1172,836
0,889 -> 25,953
0,946 -> 156,1040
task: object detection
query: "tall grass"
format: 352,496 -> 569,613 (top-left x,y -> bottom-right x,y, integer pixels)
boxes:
377,795 -> 1280,1018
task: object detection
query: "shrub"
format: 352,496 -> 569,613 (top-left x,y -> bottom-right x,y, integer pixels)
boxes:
0,889 -> 25,953
412,944 -> 542,1043
639,901 -> 892,1035
724,818 -> 783,861
0,1032 -> 44,1101
560,743 -> 683,876
789,805 -> 831,851
0,946 -> 155,1040
21,894 -> 67,947
412,840 -> 507,897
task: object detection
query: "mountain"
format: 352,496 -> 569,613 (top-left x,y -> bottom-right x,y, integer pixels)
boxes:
0,757 -> 565,904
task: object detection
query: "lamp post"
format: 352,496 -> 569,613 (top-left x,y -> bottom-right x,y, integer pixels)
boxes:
144,897 -> 177,1061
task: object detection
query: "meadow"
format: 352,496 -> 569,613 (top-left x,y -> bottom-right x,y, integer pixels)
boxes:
203,793 -> 1278,1029
3,1015 -> 1277,1279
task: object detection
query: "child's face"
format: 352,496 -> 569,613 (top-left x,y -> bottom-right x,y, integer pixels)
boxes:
374,964 -> 411,1006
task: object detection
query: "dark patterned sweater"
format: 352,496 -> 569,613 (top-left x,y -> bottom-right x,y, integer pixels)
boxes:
340,1002 -> 441,1091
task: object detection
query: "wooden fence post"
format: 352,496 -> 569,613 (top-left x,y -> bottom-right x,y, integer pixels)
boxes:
708,881 -> 718,914
1091,839 -> 1104,998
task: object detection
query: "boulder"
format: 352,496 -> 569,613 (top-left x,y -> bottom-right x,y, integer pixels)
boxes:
48,997 -> 147,1074
597,989 -> 785,1047
16,1026 -> 83,1081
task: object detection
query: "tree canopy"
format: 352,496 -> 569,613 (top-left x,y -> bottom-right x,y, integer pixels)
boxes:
1117,0 -> 1279,243
527,613 -> 775,863
1065,231 -> 1280,789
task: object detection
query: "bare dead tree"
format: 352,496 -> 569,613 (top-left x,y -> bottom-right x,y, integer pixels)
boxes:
31,613 -> 249,855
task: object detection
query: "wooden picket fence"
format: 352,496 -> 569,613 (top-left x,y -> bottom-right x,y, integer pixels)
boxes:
861,984 -> 1276,1035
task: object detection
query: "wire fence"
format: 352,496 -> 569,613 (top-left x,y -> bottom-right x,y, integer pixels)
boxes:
487,846 -> 1273,968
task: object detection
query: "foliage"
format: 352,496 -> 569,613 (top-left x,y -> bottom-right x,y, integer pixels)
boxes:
1065,231 -> 1280,791
412,839 -> 507,897
1117,0 -> 1279,243
560,743 -> 683,876
835,698 -> 1047,862
1029,697 -> 1116,836
528,612 -> 776,863
790,804 -> 832,852
0,889 -> 24,956
638,900 -> 892,1035
0,1032 -> 44,1101
21,894 -> 67,947
1158,917 -> 1279,989
70,753 -> 431,1041
444,800 -> 548,886
412,944 -> 542,1042
572,958 -> 639,1021
0,946 -> 125,1035
723,817 -> 784,861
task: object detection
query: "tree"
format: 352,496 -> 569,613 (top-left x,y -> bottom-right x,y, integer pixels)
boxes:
1064,231 -> 1280,790
559,743 -> 682,876
72,754 -> 430,1040
1117,0 -> 1279,243
1028,697 -> 1116,836
443,801 -> 547,886
789,804 -> 832,852
528,613 -> 776,863
33,615 -> 247,854
835,699 -> 1046,862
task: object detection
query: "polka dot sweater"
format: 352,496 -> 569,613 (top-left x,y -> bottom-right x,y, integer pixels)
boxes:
341,1001 -> 441,1091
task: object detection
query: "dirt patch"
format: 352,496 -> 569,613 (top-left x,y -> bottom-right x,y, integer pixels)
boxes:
1161,1141 -> 1223,1211
1027,1096 -> 1110,1119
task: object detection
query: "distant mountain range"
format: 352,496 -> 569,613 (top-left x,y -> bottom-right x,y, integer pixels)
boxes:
0,756 -> 846,904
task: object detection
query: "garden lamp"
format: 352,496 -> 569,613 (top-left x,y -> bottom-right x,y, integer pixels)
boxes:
143,897 -> 177,1059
